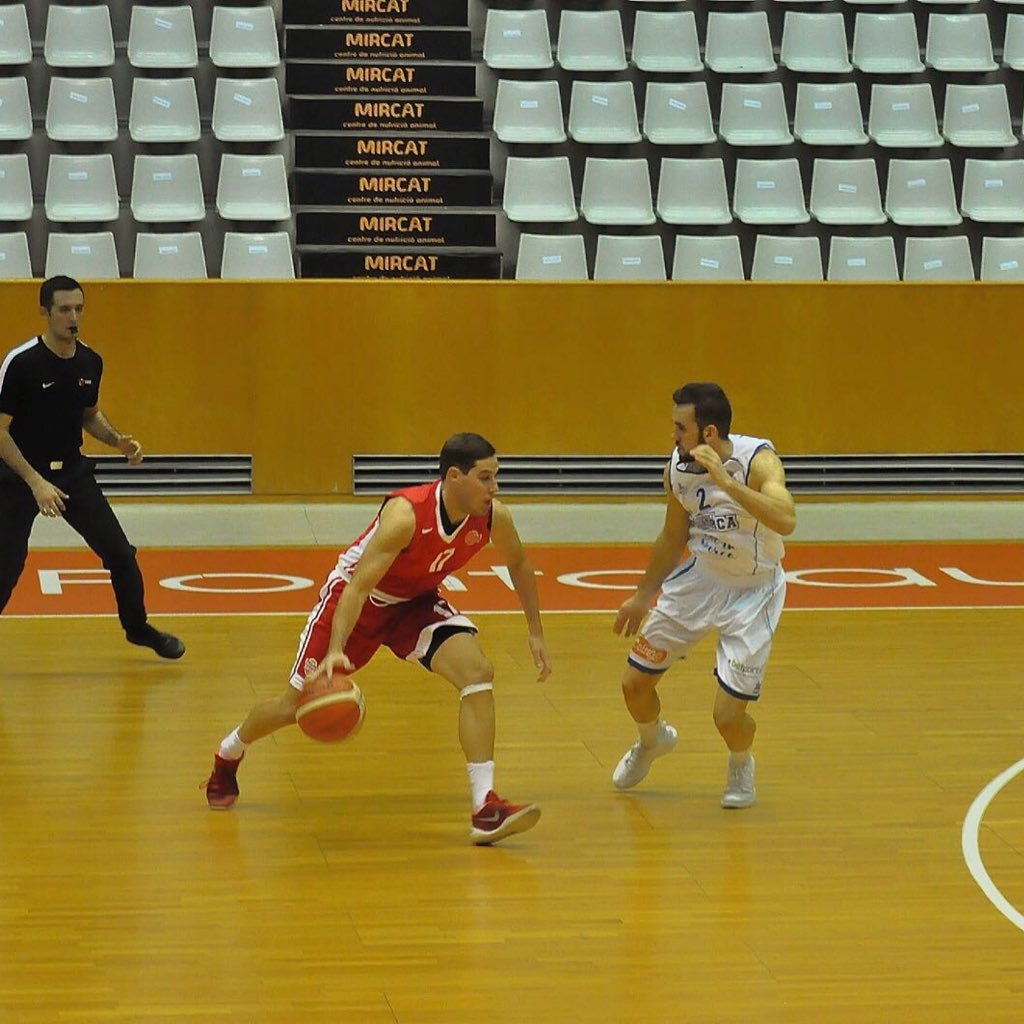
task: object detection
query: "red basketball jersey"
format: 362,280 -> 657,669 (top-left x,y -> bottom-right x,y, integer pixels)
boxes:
336,480 -> 492,602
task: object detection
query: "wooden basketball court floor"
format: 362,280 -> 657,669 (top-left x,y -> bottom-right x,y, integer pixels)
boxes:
0,501 -> 1021,1023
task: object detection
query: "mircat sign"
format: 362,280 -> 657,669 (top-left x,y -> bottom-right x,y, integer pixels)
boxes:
299,252 -> 502,278
290,97 -> 483,132
286,62 -> 477,97
295,134 -> 490,171
282,0 -> 469,27
295,210 -> 497,247
294,168 -> 493,207
286,27 -> 472,61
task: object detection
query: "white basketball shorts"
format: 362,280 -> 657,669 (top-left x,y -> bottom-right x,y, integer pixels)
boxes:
627,557 -> 787,701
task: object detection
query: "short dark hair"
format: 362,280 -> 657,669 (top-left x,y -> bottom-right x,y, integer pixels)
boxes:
40,276 -> 84,310
439,433 -> 496,477
672,382 -> 732,440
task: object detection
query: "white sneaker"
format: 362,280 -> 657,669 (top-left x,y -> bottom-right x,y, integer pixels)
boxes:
612,723 -> 678,790
721,754 -> 756,808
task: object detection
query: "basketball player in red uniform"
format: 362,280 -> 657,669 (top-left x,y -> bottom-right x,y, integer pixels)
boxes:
203,433 -> 552,844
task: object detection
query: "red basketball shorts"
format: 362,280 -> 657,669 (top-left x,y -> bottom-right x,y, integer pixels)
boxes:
289,572 -> 477,689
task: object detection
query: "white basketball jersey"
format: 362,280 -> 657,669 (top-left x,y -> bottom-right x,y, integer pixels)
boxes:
668,433 -> 785,582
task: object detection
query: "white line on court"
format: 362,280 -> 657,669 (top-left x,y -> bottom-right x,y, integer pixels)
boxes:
5,604 -> 1024,619
962,757 -> 1024,933
90,603 -> 1006,621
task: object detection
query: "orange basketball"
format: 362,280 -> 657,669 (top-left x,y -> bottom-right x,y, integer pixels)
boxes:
296,674 -> 366,743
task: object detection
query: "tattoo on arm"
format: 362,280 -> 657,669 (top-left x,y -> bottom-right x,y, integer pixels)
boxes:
84,410 -> 121,447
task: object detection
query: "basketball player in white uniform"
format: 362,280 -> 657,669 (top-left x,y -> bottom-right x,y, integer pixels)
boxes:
611,382 -> 796,808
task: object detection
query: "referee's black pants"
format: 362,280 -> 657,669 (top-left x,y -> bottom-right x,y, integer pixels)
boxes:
0,461 -> 148,634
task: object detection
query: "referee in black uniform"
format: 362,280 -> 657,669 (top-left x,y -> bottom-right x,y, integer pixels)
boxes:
0,275 -> 184,659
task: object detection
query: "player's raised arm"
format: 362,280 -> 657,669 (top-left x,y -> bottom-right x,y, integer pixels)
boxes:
614,465 -> 690,638
690,444 -> 796,536
489,500 -> 551,681
308,498 -> 416,681
747,447 -> 797,536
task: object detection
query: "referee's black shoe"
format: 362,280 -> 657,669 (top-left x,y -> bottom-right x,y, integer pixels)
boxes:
126,625 -> 186,660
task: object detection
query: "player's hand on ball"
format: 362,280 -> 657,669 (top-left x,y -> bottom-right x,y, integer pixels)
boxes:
306,650 -> 355,685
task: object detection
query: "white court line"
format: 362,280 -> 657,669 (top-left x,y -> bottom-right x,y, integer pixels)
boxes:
5,604 -> 1024,620
962,757 -> 1024,934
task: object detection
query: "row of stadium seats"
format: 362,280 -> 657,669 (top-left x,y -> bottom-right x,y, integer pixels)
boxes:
514,231 -> 1024,281
0,76 -> 283,144
0,4 -> 279,69
483,9 -> 1024,73
502,156 -> 1024,227
490,2 -> 1024,282
1,153 -> 290,223
0,228 -> 294,279
494,79 -> 1024,148
0,1 -> 293,279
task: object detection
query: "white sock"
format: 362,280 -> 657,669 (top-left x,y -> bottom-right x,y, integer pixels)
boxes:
729,750 -> 751,768
637,719 -> 662,747
467,760 -> 495,811
218,727 -> 247,761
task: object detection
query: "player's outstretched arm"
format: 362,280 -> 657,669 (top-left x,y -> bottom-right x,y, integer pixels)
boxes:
489,501 -> 551,681
307,498 -> 415,683
614,466 -> 690,637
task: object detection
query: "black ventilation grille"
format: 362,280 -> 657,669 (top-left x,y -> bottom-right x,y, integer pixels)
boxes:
352,454 -> 1024,496
93,455 -> 252,495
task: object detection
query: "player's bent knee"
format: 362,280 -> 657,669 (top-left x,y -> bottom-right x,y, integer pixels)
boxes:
459,681 -> 494,702
458,656 -> 494,688
103,549 -> 140,574
622,672 -> 660,701
457,657 -> 494,694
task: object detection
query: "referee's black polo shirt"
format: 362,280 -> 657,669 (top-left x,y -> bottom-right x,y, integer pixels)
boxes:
0,336 -> 103,477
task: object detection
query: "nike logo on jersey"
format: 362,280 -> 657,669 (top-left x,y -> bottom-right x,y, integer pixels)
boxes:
42,382 -> 55,389
421,528 -> 433,534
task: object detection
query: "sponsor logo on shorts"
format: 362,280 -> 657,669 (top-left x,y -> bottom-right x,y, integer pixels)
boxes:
728,658 -> 762,677
728,659 -> 763,696
304,657 -> 319,676
631,636 -> 668,665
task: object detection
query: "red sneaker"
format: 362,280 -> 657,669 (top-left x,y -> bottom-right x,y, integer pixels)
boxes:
203,752 -> 243,809
469,790 -> 541,845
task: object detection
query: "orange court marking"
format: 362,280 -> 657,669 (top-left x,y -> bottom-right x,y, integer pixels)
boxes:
3,542 -> 1023,618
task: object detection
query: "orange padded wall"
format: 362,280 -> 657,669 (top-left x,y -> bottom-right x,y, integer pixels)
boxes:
2,280 -> 1017,495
